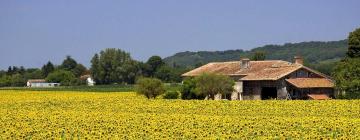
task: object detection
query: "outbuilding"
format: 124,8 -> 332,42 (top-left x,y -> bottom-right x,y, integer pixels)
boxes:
27,79 -> 60,88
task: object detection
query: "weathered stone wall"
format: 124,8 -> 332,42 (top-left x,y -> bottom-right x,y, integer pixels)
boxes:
231,81 -> 243,100
277,79 -> 288,99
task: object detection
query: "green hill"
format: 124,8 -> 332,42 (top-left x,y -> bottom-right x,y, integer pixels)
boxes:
164,40 -> 347,75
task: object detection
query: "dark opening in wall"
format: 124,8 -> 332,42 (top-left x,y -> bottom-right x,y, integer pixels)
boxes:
261,87 -> 277,100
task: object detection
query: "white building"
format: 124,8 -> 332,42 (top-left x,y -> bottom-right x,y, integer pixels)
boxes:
80,75 -> 96,86
27,79 -> 60,88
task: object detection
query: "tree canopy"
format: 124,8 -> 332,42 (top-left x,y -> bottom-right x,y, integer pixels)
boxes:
334,27 -> 360,99
46,70 -> 77,86
41,61 -> 55,77
135,77 -> 165,99
347,28 -> 360,58
194,73 -> 234,100
61,56 -> 78,71
90,48 -> 139,84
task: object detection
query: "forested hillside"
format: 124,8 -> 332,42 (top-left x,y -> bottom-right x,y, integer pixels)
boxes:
164,40 -> 347,75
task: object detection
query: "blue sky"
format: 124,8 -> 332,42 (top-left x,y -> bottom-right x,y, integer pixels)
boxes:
0,0 -> 359,69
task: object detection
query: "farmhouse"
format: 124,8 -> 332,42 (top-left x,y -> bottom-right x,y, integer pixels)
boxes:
26,79 -> 60,88
182,56 -> 335,100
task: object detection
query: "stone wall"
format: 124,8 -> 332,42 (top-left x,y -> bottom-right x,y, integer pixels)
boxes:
231,81 -> 243,100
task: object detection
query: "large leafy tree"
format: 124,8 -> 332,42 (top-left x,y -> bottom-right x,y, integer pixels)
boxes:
90,53 -> 100,82
41,61 -> 55,77
146,56 -> 165,76
334,27 -> 360,98
61,56 -> 78,71
333,58 -> 360,98
72,64 -> 87,77
90,48 -> 139,84
194,73 -> 234,100
347,28 -> 360,58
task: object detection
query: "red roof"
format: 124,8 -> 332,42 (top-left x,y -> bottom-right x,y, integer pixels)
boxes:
27,79 -> 46,83
182,60 -> 303,80
286,78 -> 334,88
307,94 -> 331,100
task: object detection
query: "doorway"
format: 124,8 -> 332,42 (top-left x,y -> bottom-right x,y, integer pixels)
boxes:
261,87 -> 277,100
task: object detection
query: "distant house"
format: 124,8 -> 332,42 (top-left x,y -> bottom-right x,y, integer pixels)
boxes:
182,56 -> 335,100
26,79 -> 60,88
80,75 -> 95,86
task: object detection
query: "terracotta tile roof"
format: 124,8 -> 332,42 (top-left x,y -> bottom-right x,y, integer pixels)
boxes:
80,75 -> 91,80
286,78 -> 334,88
307,94 -> 331,100
182,60 -> 303,80
27,79 -> 46,83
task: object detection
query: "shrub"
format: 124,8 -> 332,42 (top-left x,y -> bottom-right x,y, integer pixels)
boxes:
163,91 -> 179,99
136,77 -> 165,99
181,78 -> 206,100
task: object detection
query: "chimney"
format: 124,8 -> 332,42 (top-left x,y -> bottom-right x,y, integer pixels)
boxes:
294,56 -> 303,65
241,58 -> 250,69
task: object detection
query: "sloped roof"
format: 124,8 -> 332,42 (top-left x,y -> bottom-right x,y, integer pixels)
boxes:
286,78 -> 334,88
307,94 -> 331,100
27,79 -> 46,83
182,60 -> 303,80
80,75 -> 91,80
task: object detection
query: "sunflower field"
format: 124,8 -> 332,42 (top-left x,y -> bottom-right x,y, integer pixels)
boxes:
0,90 -> 360,139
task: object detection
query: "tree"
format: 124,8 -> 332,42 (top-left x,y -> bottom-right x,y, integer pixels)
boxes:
90,48 -> 139,84
154,65 -> 172,82
90,53 -> 101,83
12,66 -> 19,74
0,70 -> 5,77
135,77 -> 165,99
46,70 -> 77,86
6,66 -> 12,75
194,73 -> 234,100
10,73 -> 26,87
0,75 -> 11,87
61,56 -> 78,71
333,58 -> 360,98
72,64 -> 87,77
181,78 -> 205,100
251,51 -> 266,61
146,56 -> 165,76
347,28 -> 360,58
24,69 -> 43,79
334,27 -> 360,99
137,62 -> 152,77
41,61 -> 55,77
19,66 -> 26,75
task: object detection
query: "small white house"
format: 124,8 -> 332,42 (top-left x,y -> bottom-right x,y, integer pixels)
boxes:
80,75 -> 95,86
27,79 -> 60,88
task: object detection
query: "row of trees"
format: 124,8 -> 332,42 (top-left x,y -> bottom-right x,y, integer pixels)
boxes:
0,48 -> 189,87
90,48 -> 188,85
0,56 -> 88,87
